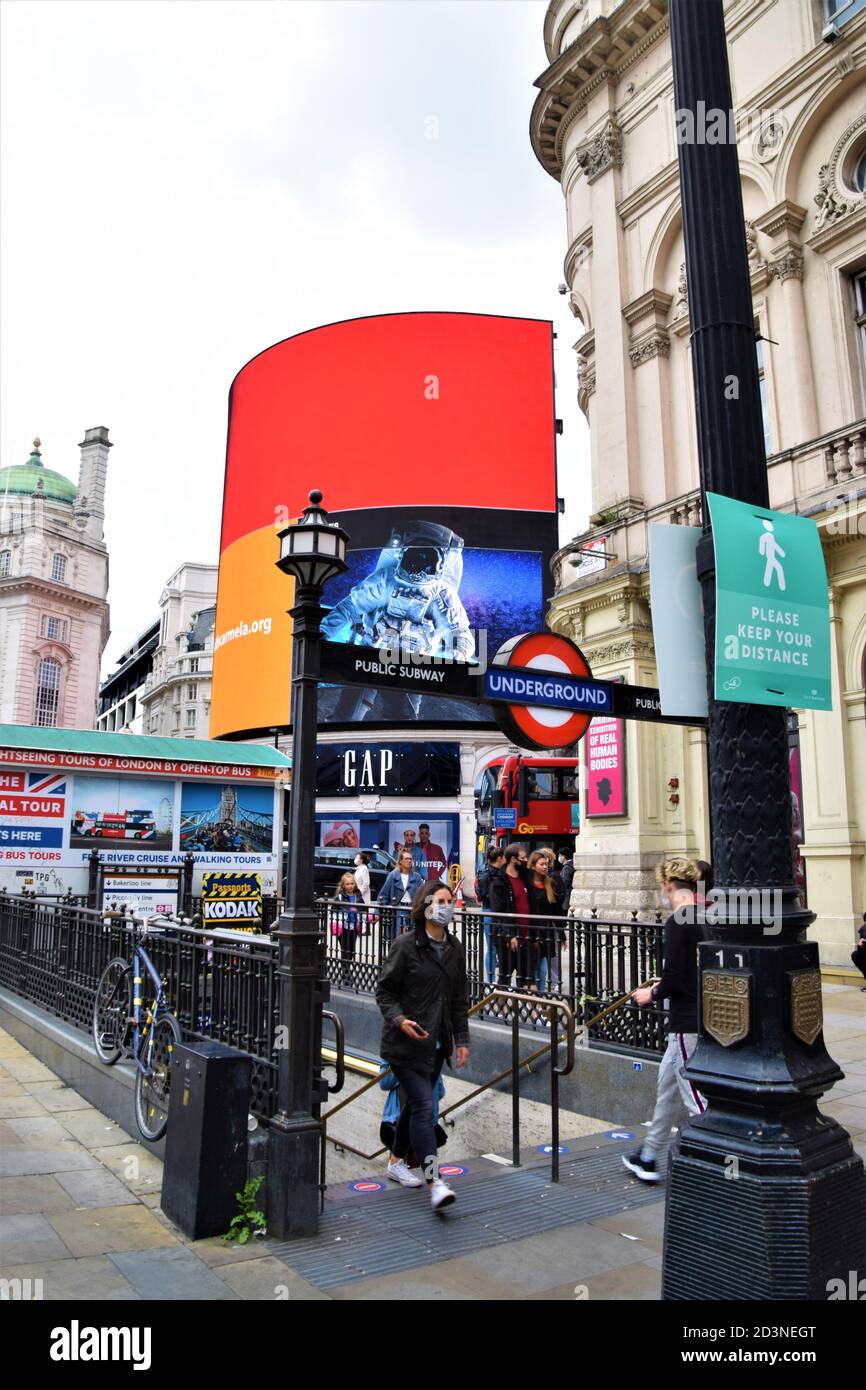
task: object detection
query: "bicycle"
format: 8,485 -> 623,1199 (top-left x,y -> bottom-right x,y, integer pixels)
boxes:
91,918 -> 182,1142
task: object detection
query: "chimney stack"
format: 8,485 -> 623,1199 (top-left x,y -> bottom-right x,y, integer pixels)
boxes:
77,426 -> 112,542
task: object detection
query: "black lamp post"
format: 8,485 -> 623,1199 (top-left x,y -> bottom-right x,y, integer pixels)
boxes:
268,490 -> 348,1240
664,0 -> 866,1298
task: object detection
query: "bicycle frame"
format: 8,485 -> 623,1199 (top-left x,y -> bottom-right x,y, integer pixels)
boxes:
130,940 -> 168,1075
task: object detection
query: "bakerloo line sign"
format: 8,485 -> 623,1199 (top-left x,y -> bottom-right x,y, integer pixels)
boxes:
319,631 -> 704,751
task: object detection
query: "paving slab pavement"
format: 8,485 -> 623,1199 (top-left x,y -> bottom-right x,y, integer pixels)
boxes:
0,983 -> 863,1301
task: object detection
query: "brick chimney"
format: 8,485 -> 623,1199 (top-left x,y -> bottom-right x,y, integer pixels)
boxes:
76,426 -> 112,542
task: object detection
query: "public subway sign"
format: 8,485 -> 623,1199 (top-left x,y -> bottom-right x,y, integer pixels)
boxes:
706,493 -> 832,711
321,631 -> 704,752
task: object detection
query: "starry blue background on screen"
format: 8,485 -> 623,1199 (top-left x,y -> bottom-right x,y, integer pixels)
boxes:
323,547 -> 542,654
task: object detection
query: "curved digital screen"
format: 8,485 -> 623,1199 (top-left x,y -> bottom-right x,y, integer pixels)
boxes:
211,312 -> 558,738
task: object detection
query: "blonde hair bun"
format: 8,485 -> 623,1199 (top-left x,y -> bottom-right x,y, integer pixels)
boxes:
655,856 -> 701,888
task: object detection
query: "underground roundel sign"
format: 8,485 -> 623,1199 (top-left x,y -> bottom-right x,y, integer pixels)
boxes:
486,632 -> 603,751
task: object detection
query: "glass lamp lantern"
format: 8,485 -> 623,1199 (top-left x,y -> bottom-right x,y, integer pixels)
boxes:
276,490 -> 349,590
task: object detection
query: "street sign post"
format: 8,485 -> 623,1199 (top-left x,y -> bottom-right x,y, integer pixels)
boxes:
319,633 -> 707,748
706,492 -> 831,711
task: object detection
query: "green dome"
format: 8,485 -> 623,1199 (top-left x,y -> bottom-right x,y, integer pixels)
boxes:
0,438 -> 77,506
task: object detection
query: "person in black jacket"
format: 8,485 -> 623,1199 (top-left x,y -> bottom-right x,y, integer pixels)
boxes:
852,912 -> 866,990
488,843 -> 533,986
376,878 -> 470,1210
476,846 -> 505,983
622,856 -> 706,1185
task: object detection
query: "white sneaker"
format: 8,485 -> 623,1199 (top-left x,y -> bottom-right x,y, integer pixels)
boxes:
386,1160 -> 424,1188
430,1178 -> 456,1211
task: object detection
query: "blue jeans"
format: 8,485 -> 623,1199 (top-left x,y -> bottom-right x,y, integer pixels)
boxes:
483,914 -> 498,983
391,1052 -> 446,1180
538,952 -> 560,994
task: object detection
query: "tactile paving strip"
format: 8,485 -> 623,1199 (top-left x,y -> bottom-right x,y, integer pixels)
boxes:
269,1146 -> 662,1289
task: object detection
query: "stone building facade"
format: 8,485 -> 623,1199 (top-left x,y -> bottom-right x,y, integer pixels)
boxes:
140,562 -> 217,740
531,0 -> 866,965
0,430 -> 112,729
97,620 -> 160,734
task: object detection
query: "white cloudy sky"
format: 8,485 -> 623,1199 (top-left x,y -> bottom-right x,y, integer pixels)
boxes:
1,0 -> 590,671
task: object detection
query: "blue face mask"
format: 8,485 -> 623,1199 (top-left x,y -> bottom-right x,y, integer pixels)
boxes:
428,901 -> 454,927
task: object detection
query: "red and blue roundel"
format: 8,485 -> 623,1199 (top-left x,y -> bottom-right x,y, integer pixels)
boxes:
490,632 -> 596,750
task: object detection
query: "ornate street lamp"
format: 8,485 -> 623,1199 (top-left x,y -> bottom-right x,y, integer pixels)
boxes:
665,0 -> 866,1297
269,490 -> 348,1239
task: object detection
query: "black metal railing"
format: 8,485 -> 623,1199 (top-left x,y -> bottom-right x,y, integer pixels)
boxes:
315,899 -> 666,1055
0,893 -> 667,1125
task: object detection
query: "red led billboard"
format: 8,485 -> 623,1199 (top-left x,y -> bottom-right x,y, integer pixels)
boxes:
211,312 -> 558,739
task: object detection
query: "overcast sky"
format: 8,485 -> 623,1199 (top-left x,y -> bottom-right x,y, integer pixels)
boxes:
1,0 -> 590,671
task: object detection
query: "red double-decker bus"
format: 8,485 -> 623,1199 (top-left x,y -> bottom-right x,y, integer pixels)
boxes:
475,754 -> 580,865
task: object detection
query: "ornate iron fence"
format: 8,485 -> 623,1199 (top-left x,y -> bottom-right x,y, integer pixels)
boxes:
0,894 -> 666,1119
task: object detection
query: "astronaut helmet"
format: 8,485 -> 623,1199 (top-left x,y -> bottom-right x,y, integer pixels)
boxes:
387,521 -> 464,587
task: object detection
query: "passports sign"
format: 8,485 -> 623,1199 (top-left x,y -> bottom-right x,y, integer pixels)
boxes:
706,492 -> 831,711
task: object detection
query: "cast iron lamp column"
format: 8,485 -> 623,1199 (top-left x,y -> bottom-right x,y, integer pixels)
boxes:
268,490 -> 348,1240
663,0 -> 866,1299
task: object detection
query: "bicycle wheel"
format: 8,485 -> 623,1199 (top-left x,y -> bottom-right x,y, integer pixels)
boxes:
134,1014 -> 181,1142
92,958 -> 132,1065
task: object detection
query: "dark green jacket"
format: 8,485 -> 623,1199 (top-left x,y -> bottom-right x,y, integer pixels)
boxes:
376,924 -> 470,1072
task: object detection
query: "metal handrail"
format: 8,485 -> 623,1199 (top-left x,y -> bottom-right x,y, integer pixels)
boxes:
321,1010 -> 345,1096
319,987 -> 579,1189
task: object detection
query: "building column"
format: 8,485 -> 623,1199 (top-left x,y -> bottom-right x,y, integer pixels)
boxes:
754,202 -> 817,446
798,584 -> 864,965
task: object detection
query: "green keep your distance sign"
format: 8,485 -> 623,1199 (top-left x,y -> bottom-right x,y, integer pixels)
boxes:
706,491 -> 831,712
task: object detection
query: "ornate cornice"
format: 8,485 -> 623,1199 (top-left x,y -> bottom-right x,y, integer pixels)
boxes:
629,330 -> 671,367
769,250 -> 805,282
753,199 -> 807,244
0,575 -> 105,612
583,637 -> 657,665
575,114 -> 623,185
622,288 -> 674,329
530,0 -> 670,181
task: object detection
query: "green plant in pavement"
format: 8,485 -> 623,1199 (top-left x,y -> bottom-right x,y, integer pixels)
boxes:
221,1176 -> 267,1245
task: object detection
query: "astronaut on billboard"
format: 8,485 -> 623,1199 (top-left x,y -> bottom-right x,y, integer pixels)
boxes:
322,521 -> 475,720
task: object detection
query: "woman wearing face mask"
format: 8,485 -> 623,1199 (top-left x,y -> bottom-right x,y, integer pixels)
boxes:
375,880 -> 470,1211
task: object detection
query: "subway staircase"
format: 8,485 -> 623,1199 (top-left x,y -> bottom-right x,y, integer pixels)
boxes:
269,1130 -> 665,1293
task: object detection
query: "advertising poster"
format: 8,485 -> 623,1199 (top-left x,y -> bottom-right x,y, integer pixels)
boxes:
179,782 -> 274,855
201,871 -> 262,931
320,819 -> 361,849
102,873 -> 179,917
211,312 -> 559,737
386,819 -> 455,880
586,717 -> 627,817
69,776 -> 174,850
0,768 -> 67,853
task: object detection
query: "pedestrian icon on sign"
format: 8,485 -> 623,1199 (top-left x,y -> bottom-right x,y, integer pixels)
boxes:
759,520 -> 786,592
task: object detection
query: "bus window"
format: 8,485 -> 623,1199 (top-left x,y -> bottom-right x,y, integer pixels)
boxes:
526,770 -> 556,799
477,769 -> 497,816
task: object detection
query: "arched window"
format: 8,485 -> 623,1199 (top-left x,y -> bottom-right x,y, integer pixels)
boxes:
51,554 -> 67,583
34,657 -> 62,727
0,550 -> 10,577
